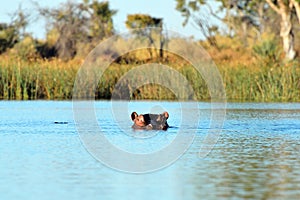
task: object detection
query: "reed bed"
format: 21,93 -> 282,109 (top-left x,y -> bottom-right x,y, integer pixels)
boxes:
0,55 -> 299,102
0,56 -> 79,100
221,64 -> 300,102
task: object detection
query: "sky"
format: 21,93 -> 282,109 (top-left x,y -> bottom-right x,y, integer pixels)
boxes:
0,0 -> 222,40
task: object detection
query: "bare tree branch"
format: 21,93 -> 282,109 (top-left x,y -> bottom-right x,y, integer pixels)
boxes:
291,0 -> 300,24
206,4 -> 223,22
266,0 -> 281,14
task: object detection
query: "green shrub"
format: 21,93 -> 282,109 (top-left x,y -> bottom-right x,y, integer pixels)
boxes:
252,39 -> 281,66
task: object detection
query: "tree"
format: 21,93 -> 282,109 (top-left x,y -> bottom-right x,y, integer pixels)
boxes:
0,23 -> 18,54
37,0 -> 116,60
266,0 -> 300,60
37,1 -> 86,60
125,14 -> 165,59
78,0 -> 116,45
175,0 -> 219,47
0,7 -> 30,54
176,0 -> 300,60
175,0 -> 268,47
88,0 -> 116,41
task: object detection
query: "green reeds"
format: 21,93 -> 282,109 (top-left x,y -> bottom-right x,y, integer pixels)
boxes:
0,57 -> 78,100
220,63 -> 300,102
0,55 -> 299,101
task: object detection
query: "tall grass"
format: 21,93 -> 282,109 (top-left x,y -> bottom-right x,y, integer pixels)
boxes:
0,53 -> 299,102
221,64 -> 300,102
0,56 -> 79,100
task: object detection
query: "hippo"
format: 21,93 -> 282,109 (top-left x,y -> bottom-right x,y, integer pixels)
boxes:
131,111 -> 169,130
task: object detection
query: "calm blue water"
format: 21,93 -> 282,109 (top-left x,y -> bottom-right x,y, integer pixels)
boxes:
0,101 -> 300,200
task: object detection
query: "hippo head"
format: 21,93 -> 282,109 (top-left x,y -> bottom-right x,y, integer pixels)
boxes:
131,112 -> 146,127
131,111 -> 169,130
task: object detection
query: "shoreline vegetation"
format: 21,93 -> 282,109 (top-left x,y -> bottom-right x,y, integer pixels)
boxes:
1,1 -> 300,102
0,36 -> 299,102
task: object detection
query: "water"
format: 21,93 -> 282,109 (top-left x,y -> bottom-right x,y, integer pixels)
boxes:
0,101 -> 300,200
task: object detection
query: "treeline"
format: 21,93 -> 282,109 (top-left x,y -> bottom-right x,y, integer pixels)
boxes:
0,0 -> 300,61
0,1 -> 116,61
0,1 -> 167,62
176,0 -> 300,61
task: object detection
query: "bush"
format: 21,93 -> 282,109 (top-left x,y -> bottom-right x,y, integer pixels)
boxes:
252,39 -> 281,66
12,36 -> 38,61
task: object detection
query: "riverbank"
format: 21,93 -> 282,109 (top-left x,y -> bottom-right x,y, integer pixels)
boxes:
0,50 -> 299,102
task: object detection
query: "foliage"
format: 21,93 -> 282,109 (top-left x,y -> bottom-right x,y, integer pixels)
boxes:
0,7 -> 29,54
252,39 -> 281,66
126,14 -> 163,30
11,36 -> 39,61
175,0 -> 288,51
0,23 -> 18,53
37,0 -> 116,60
175,0 -> 219,48
125,14 -> 165,59
85,0 -> 117,42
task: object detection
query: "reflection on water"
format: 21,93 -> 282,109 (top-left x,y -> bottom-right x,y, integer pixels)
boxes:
203,132 -> 300,199
0,101 -> 299,200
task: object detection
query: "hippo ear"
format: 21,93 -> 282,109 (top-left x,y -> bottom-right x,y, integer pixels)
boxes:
163,112 -> 169,119
131,112 -> 138,121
